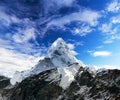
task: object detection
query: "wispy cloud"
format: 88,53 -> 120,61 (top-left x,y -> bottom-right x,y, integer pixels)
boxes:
66,40 -> 84,56
104,35 -> 120,44
12,27 -> 36,43
100,23 -> 117,34
67,43 -> 78,56
47,9 -> 101,28
0,7 -> 22,26
99,19 -> 120,44
92,51 -> 111,57
0,47 -> 42,77
0,36 -> 47,56
72,24 -> 93,36
67,39 -> 84,46
111,14 -> 120,24
97,0 -> 120,44
0,36 -> 48,77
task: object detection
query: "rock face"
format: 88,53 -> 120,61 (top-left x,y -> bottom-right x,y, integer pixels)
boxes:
0,76 -> 10,89
0,76 -> 13,100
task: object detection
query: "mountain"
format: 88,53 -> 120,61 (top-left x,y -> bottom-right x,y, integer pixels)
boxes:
10,38 -> 83,85
0,38 -> 120,100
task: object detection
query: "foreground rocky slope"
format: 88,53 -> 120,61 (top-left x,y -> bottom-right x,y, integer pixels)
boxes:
9,67 -> 120,100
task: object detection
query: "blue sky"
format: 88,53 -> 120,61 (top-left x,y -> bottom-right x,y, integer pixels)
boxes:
0,0 -> 120,75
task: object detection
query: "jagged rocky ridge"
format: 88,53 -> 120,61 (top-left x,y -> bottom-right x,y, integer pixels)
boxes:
3,67 -> 120,100
0,38 -> 120,100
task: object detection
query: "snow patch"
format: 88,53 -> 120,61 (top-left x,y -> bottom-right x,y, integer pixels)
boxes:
58,64 -> 80,89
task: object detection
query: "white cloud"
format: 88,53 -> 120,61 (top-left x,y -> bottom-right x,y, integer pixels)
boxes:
0,47 -> 41,77
79,10 -> 100,26
73,24 -> 93,36
100,23 -> 117,34
0,38 -> 13,49
47,9 -> 100,28
99,22 -> 120,44
104,35 -> 120,44
111,15 -> 120,24
67,43 -> 75,50
67,39 -> 84,47
107,0 -> 120,12
0,8 -> 22,26
75,42 -> 84,46
67,43 -> 78,56
92,51 -> 111,57
70,50 -> 78,56
99,2 -> 120,44
0,8 -> 11,26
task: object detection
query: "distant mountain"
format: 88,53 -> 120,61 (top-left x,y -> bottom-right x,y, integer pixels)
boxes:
0,38 -> 120,100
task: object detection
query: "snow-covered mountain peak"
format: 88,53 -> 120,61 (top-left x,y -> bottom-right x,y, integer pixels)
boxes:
11,38 -> 83,85
45,38 -> 82,68
50,38 -> 65,48
47,38 -> 70,57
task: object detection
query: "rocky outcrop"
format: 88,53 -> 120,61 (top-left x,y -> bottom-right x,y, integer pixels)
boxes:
0,76 -> 14,100
63,69 -> 120,100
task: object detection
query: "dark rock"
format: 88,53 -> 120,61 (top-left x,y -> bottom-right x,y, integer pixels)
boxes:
0,76 -> 10,89
76,70 -> 93,87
